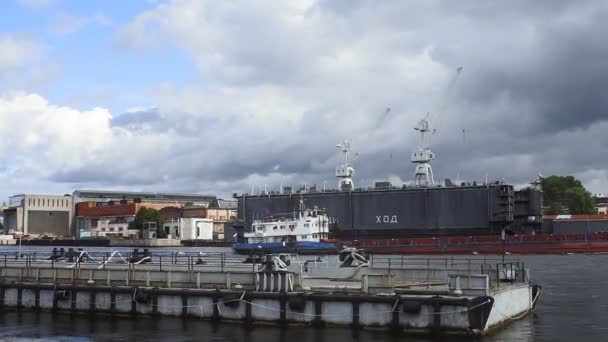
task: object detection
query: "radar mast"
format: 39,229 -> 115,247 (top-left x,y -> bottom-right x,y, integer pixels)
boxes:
336,140 -> 355,191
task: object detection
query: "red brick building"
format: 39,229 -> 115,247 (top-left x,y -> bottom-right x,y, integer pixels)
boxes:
75,200 -> 183,238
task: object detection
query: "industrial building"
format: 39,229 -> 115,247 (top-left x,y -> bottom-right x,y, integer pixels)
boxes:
3,194 -> 73,236
594,194 -> 608,215
543,215 -> 608,234
72,190 -> 216,207
3,189 -> 234,240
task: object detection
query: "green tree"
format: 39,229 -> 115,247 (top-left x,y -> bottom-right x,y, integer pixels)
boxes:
542,175 -> 595,214
128,207 -> 167,238
565,187 -> 595,215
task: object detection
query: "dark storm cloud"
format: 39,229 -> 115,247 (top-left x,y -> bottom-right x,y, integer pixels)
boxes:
40,0 -> 608,197
449,5 -> 608,133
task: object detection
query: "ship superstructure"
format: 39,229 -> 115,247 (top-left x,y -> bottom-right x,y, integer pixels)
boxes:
233,76 -> 542,239
335,140 -> 355,191
233,199 -> 337,254
243,200 -> 330,244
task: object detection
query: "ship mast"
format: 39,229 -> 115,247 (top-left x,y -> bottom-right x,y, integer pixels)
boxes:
411,115 -> 435,186
336,140 -> 355,191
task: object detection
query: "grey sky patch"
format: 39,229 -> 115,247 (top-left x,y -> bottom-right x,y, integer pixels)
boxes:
111,108 -> 162,128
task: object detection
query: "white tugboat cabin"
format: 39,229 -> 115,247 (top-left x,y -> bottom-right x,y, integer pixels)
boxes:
243,201 -> 330,245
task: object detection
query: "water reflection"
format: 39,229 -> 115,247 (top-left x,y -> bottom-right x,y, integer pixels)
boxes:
0,310 -> 538,342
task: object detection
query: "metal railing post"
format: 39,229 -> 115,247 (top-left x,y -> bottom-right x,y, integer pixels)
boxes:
496,263 -> 500,289
426,258 -> 430,288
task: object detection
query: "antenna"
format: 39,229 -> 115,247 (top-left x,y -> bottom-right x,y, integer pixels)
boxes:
335,139 -> 355,191
410,67 -> 464,187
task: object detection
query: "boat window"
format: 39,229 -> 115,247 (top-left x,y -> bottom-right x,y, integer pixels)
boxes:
273,226 -> 278,230
313,234 -> 318,238
301,235 -> 307,239
257,226 -> 264,231
304,223 -> 309,228
280,225 -> 285,229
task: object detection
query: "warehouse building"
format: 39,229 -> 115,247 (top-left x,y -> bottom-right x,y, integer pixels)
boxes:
72,190 -> 216,207
543,214 -> 608,234
3,194 -> 73,236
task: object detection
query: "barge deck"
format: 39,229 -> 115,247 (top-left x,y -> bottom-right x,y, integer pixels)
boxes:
0,249 -> 540,336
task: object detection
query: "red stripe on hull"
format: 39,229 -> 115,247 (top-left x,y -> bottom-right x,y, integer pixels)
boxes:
341,233 -> 608,254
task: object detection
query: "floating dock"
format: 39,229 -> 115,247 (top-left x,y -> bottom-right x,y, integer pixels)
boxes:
0,249 -> 540,336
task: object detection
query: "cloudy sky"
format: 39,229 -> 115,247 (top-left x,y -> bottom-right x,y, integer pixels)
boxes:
1,0 -> 607,202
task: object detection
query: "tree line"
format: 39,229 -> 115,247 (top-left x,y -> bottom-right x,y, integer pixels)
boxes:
542,175 -> 595,215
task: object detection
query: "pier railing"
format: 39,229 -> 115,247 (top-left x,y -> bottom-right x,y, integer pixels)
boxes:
0,250 -> 529,292
369,255 -> 529,289
0,250 -> 262,273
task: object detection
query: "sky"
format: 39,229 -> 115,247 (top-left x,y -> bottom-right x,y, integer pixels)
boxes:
1,0 -> 608,203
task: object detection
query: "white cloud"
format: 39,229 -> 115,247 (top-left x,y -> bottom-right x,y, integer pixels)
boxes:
0,34 -> 41,70
0,34 -> 58,93
0,93 -> 173,197
49,10 -> 111,35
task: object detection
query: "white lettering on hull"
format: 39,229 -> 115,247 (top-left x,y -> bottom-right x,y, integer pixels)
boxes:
376,215 -> 398,224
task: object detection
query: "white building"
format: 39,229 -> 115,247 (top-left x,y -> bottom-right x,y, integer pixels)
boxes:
164,217 -> 213,240
92,217 -> 139,238
3,194 -> 73,236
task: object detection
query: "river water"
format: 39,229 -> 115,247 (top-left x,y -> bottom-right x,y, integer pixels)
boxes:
0,249 -> 605,342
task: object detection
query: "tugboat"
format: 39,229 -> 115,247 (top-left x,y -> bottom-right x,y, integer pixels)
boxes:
233,199 -> 340,255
